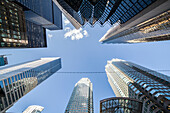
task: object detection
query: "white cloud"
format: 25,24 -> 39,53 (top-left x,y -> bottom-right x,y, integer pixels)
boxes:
63,18 -> 89,40
48,34 -> 53,38
64,27 -> 88,40
64,19 -> 70,26
83,30 -> 88,37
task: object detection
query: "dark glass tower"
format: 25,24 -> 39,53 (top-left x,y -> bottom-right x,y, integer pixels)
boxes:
11,0 -> 62,30
55,0 -> 159,29
0,57 -> 61,112
105,59 -> 170,113
0,0 -> 62,48
0,0 -> 27,48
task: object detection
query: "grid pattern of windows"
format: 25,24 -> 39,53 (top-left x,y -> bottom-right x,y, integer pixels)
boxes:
104,11 -> 170,44
12,0 -> 62,30
109,0 -> 156,24
0,0 -> 47,48
100,97 -> 143,113
25,20 -> 47,48
0,0 -> 27,48
0,58 -> 61,112
65,78 -> 93,113
57,0 -> 157,27
105,59 -> 170,113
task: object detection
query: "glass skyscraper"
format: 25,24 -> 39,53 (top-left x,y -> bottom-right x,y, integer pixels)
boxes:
105,59 -> 170,113
65,78 -> 93,113
11,0 -> 62,30
54,0 -> 161,29
0,57 -> 61,112
99,0 -> 170,44
0,0 -> 62,48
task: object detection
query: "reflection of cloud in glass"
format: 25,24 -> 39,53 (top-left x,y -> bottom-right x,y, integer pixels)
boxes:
48,34 -> 53,38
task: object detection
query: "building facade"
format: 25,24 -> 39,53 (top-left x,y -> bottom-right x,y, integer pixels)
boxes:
65,78 -> 93,113
100,0 -> 170,44
0,0 -> 62,48
11,0 -> 62,30
0,57 -> 61,112
23,105 -> 44,113
100,97 -> 143,113
0,0 -> 28,48
54,0 -> 161,29
105,59 -> 170,113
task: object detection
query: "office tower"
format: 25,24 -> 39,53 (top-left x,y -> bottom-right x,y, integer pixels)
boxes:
0,57 -> 61,112
23,105 -> 44,113
105,59 -> 170,113
99,0 -> 170,44
54,0 -> 164,29
65,78 -> 93,113
0,55 -> 8,66
100,97 -> 143,113
12,0 -> 62,30
0,0 -> 28,48
0,0 -> 62,48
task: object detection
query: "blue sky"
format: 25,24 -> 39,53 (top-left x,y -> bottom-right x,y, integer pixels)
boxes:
1,15 -> 170,113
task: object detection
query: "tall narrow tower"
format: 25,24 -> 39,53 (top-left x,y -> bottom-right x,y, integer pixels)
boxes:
0,57 -> 61,112
105,59 -> 170,113
65,78 -> 93,113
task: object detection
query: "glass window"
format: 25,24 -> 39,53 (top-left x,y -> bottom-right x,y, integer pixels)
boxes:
15,75 -> 18,86
0,81 -> 4,89
8,78 -> 12,90
4,79 -> 9,92
7,93 -> 12,105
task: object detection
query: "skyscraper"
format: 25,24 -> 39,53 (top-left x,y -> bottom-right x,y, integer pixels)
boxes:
100,10 -> 170,44
12,0 -> 62,30
99,0 -> 170,44
65,78 -> 93,113
0,57 -> 61,112
54,0 -> 166,29
23,105 -> 44,113
0,0 -> 62,48
105,59 -> 170,113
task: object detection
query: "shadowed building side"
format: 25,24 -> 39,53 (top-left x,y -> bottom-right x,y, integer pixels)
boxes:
54,0 -> 160,28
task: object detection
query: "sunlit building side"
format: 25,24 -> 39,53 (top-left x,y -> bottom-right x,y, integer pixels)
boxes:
65,78 -> 93,113
0,57 -> 61,112
105,59 -> 170,113
100,0 -> 170,44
